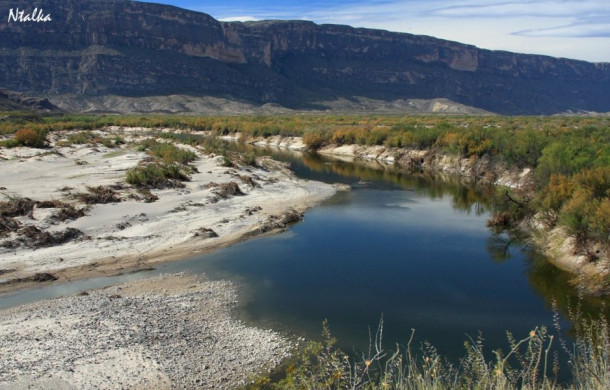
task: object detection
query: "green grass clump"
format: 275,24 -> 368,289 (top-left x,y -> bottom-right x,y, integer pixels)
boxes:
125,163 -> 189,189
126,138 -> 198,189
149,142 -> 197,165
54,131 -> 120,148
135,138 -> 197,165
66,131 -> 96,145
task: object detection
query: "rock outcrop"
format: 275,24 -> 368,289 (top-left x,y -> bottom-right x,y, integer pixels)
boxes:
0,88 -> 60,112
0,0 -> 609,114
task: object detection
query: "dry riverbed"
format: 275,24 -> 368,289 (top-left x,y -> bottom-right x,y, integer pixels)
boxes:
0,128 -> 336,388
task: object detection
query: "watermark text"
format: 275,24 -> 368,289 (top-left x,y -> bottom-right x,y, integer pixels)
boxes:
8,8 -> 52,23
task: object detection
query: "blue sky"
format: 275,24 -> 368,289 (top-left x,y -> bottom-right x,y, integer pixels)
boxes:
144,1 -> 610,62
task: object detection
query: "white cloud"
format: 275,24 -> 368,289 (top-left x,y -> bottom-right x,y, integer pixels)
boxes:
431,0 -> 610,18
307,1 -> 610,62
185,1 -> 610,62
218,15 -> 260,22
514,18 -> 610,38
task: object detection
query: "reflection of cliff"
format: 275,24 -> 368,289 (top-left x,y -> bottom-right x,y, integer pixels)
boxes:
238,139 -> 609,324
1,0 -> 609,114
525,250 -> 610,325
299,152 -> 494,214
301,148 -> 609,321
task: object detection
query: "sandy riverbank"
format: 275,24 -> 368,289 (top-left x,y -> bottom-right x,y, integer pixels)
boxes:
0,127 -> 335,291
0,273 -> 292,388
0,128 -> 336,388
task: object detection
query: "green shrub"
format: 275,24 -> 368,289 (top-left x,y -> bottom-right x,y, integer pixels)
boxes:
134,138 -> 197,164
101,138 -> 114,148
67,131 -> 96,145
553,167 -> 610,242
536,139 -> 599,185
149,142 -> 197,165
125,163 -> 189,189
497,129 -> 547,168
61,131 -> 118,148
412,126 -> 442,149
365,129 -> 388,146
221,154 -> 234,167
157,132 -> 178,141
200,135 -> 229,155
540,174 -> 575,211
329,128 -> 357,145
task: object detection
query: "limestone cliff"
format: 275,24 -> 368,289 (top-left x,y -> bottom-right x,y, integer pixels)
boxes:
0,0 -> 609,114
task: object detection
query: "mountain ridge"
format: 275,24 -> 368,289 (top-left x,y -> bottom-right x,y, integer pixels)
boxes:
0,0 -> 609,115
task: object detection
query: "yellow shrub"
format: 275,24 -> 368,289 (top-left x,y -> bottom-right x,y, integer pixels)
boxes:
13,128 -> 47,148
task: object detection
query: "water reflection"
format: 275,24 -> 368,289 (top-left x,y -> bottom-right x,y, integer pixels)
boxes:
231,143 -> 609,335
526,250 -> 610,323
249,144 -> 497,215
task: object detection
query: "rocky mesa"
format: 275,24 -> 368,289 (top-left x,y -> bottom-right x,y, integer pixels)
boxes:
0,0 -> 609,114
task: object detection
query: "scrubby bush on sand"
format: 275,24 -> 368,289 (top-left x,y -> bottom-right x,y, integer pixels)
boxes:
2,128 -> 47,148
126,163 -> 189,189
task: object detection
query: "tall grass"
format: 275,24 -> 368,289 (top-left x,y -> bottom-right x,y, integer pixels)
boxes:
143,140 -> 197,165
252,309 -> 609,390
554,301 -> 610,389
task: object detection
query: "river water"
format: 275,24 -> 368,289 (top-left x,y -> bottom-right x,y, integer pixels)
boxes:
0,145 -> 601,366
160,148 -> 575,360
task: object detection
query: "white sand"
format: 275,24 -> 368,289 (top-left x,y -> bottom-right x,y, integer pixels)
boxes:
0,128 -> 335,286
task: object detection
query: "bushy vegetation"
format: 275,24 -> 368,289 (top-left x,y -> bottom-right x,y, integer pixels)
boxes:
126,138 -> 198,189
252,311 -> 609,390
0,195 -> 86,238
136,138 -> 197,165
541,168 -> 610,245
0,195 -> 37,219
1,127 -> 47,148
66,131 -> 99,145
126,163 -> 190,189
54,130 -> 123,148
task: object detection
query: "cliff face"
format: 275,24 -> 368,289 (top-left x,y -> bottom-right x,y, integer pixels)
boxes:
1,0 -> 609,114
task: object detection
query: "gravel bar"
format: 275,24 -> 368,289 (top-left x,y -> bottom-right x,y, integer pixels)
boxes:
0,273 -> 291,389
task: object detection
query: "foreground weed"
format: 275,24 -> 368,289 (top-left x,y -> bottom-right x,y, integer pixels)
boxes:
250,310 -> 609,390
